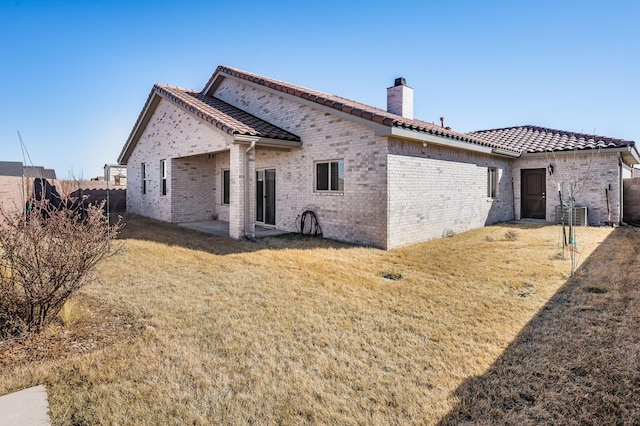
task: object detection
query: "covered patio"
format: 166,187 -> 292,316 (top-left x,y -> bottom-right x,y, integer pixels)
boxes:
177,220 -> 288,239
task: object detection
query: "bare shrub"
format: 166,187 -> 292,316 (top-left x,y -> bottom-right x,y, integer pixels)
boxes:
0,199 -> 122,337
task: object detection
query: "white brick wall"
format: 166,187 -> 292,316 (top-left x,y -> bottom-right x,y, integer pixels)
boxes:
214,151 -> 230,222
126,98 -> 232,222
513,152 -> 621,225
125,77 -> 630,249
228,143 -> 245,239
387,84 -> 414,119
171,155 -> 216,222
214,78 -> 389,247
387,138 -> 514,247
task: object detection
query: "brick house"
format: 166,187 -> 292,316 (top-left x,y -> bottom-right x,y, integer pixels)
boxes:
472,126 -> 638,226
118,66 -> 639,249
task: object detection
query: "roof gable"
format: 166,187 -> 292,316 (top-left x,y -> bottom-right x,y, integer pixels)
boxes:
120,65 -> 531,164
118,83 -> 300,164
157,85 -> 300,141
204,65 -> 518,153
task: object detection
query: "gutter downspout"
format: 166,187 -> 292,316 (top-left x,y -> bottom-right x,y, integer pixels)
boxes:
618,152 -> 624,225
244,140 -> 257,239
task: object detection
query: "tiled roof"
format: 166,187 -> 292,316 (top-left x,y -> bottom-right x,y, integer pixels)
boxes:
23,166 -> 57,179
0,161 -> 23,177
471,125 -> 636,153
210,65 -> 518,153
0,163 -> 56,179
155,84 -> 300,142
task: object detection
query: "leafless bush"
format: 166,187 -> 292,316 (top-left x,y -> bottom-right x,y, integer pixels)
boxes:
0,199 -> 122,338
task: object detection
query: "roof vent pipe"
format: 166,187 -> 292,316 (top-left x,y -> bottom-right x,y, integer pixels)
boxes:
387,77 -> 414,119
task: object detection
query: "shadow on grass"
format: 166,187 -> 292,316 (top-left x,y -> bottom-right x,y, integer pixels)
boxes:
115,214 -> 356,255
438,227 -> 640,424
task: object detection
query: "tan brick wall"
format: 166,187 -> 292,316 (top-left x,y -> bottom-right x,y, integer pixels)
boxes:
0,176 -> 26,218
623,177 -> 640,223
387,138 -> 514,247
514,152 -> 621,225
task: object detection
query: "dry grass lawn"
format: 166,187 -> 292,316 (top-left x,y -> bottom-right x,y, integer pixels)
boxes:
0,215 -> 638,424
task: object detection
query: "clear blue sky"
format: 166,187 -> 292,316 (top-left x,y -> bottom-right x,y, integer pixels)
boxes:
1,0 -> 638,179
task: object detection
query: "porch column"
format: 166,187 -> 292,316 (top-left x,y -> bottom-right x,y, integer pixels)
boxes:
229,144 -> 245,239
245,147 -> 256,239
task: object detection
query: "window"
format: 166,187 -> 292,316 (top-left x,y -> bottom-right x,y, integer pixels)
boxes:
141,163 -> 147,195
222,169 -> 230,205
487,167 -> 498,198
160,160 -> 167,196
316,160 -> 344,192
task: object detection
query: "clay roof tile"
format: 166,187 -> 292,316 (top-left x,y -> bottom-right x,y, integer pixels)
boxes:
154,84 -> 300,142
471,125 -> 635,154
211,65 -> 519,153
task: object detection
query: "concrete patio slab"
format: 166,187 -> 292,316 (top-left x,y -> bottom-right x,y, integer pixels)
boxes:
0,385 -> 51,425
178,220 -> 288,239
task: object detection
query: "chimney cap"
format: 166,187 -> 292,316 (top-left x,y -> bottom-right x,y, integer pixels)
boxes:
394,77 -> 406,87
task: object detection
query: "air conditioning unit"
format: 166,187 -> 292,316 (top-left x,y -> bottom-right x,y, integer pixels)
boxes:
555,205 -> 588,226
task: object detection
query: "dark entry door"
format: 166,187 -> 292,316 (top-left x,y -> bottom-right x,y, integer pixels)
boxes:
521,169 -> 546,219
256,169 -> 276,225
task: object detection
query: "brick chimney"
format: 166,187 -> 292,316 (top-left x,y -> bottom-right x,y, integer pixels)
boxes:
387,77 -> 414,119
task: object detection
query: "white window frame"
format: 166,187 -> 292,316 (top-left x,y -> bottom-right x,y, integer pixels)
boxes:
222,169 -> 230,205
487,167 -> 499,198
160,160 -> 167,196
315,160 -> 344,192
141,163 -> 147,195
